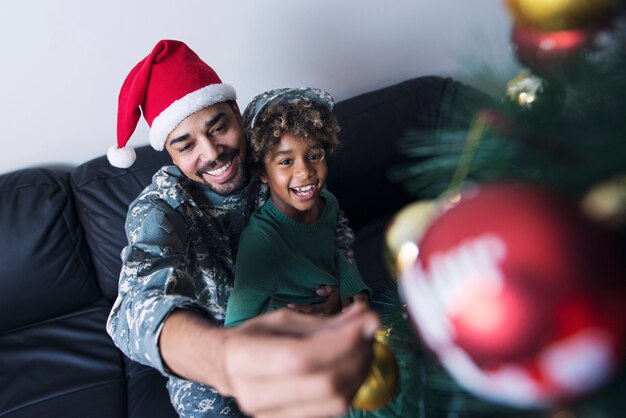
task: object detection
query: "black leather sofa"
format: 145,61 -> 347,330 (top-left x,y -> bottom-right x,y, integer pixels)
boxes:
0,76 -> 487,417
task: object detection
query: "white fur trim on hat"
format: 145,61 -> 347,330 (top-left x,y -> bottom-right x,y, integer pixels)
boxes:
107,145 -> 137,168
149,83 -> 236,151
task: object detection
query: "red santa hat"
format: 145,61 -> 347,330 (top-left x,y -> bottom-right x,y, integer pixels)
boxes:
107,39 -> 237,168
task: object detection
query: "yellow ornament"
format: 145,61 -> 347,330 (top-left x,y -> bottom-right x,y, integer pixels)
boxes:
505,0 -> 619,31
581,174 -> 626,227
351,336 -> 399,411
384,200 -> 441,278
374,326 -> 393,346
506,70 -> 545,110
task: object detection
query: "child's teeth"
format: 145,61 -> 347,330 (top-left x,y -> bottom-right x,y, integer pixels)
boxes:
292,185 -> 316,196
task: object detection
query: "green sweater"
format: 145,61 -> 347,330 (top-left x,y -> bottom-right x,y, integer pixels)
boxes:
224,189 -> 370,326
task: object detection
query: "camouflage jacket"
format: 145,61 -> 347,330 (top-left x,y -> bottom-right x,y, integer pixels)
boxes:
106,165 -> 356,417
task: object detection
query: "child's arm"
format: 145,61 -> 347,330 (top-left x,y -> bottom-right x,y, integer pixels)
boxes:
224,232 -> 276,327
335,249 -> 372,305
328,191 -> 370,306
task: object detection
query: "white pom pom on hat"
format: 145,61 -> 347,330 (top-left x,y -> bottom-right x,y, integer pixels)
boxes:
107,39 -> 237,168
107,145 -> 137,169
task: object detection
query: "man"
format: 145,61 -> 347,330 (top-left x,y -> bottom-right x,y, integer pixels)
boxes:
106,39 -> 379,418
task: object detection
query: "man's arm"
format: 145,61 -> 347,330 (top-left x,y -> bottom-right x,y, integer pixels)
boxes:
111,194 -> 380,417
160,302 -> 380,418
287,285 -> 342,315
106,198 -> 210,372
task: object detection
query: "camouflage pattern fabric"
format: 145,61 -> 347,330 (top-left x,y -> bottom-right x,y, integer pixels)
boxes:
106,165 -> 356,417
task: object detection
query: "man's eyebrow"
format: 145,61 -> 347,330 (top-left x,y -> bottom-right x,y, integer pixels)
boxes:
169,133 -> 189,147
205,112 -> 226,129
168,112 -> 227,147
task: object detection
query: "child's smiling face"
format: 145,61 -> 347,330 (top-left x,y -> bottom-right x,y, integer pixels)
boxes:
260,133 -> 328,224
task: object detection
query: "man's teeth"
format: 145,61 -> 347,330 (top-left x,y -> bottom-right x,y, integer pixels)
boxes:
206,160 -> 231,176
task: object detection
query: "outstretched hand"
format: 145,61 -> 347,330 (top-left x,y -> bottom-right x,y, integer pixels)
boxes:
160,301 -> 379,418
221,302 -> 379,418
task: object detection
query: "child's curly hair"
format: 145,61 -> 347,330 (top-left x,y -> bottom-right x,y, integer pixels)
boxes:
247,100 -> 341,165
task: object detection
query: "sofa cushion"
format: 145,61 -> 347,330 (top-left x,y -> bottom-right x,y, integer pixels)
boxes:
124,358 -> 178,418
0,298 -> 126,418
0,168 -> 102,332
331,76 -> 493,304
71,146 -> 171,301
328,76 -> 492,232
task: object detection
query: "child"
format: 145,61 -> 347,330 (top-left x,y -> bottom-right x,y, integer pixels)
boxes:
224,87 -> 371,327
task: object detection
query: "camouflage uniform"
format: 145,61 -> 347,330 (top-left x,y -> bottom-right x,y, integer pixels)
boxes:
106,165 -> 356,417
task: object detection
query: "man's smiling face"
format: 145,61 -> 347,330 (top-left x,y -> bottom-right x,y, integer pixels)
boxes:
165,101 -> 249,195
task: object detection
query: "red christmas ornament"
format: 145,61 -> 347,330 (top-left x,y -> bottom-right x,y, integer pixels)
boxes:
398,183 -> 626,408
512,21 -> 598,79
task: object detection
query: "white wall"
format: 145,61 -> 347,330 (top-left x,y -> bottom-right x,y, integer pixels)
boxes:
0,0 -> 519,174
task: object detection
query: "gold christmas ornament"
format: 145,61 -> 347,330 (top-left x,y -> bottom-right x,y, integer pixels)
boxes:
581,174 -> 626,227
374,326 -> 393,346
505,0 -> 619,31
384,200 -> 441,278
505,70 -> 545,110
351,336 -> 399,411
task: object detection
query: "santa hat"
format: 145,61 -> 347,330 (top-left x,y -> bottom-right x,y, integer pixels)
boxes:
107,39 -> 237,168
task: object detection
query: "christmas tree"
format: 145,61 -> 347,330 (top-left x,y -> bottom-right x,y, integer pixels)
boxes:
350,1 -> 626,417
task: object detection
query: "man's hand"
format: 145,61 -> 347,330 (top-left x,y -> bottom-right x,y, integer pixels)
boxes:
160,303 -> 379,418
342,290 -> 370,310
223,302 -> 379,418
287,285 -> 342,316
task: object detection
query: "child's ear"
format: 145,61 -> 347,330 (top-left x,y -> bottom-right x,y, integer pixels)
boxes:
257,165 -> 269,184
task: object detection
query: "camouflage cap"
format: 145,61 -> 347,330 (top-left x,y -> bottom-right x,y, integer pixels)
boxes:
242,87 -> 334,131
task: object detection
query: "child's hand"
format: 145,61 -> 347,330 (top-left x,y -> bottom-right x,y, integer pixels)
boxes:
342,291 -> 370,310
